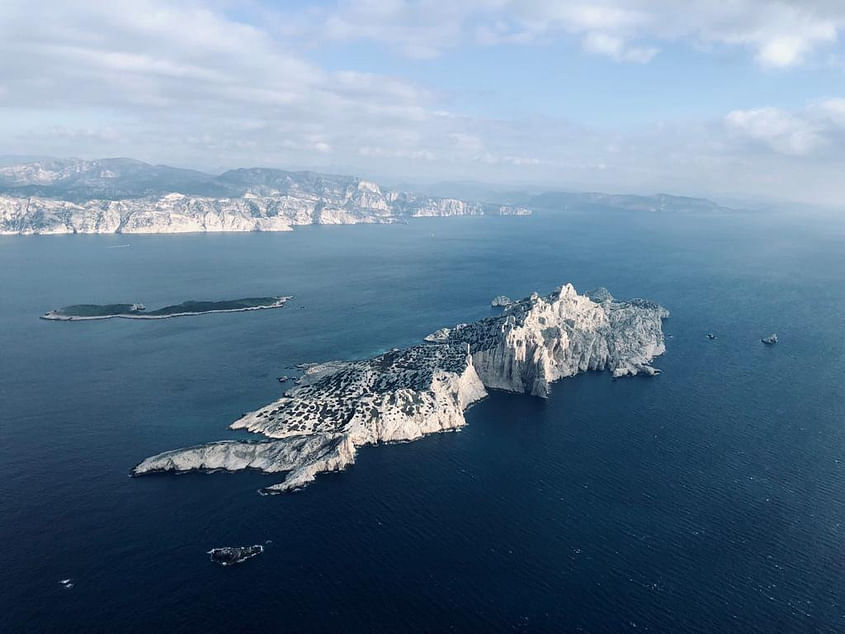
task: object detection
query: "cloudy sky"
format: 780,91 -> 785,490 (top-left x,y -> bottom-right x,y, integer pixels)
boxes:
2,1 -> 845,204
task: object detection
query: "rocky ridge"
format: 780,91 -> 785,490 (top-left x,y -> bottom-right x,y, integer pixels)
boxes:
0,160 -> 530,235
132,284 -> 668,493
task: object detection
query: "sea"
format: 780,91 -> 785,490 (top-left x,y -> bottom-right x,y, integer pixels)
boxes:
1,209 -> 843,633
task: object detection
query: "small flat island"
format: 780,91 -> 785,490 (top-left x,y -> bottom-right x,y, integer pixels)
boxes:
41,296 -> 291,321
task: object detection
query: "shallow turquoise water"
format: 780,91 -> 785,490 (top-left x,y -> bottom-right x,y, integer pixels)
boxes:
1,211 -> 843,632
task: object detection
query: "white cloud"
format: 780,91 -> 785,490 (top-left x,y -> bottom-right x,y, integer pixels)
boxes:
0,0 -> 442,165
725,99 -> 845,157
815,97 -> 845,125
4,1 -> 845,205
756,36 -> 808,68
725,107 -> 823,155
284,1 -> 845,68
581,32 -> 657,63
359,146 -> 437,161
450,133 -> 486,152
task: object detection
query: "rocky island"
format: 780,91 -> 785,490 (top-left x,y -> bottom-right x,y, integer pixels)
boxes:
208,545 -> 264,566
133,284 -> 668,494
42,296 -> 290,321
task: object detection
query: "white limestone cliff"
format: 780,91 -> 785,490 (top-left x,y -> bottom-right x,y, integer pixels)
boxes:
132,435 -> 356,493
438,284 -> 669,396
133,284 -> 667,493
0,186 -> 529,235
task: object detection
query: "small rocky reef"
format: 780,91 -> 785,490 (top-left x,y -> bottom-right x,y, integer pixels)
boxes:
208,545 -> 264,566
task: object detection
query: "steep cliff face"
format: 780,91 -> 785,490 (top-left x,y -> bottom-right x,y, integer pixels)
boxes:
0,162 -> 530,235
133,284 -> 668,493
132,435 -> 357,494
432,284 -> 669,396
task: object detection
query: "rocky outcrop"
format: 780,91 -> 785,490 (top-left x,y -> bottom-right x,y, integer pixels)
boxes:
435,285 -> 668,397
208,545 -> 264,566
133,436 -> 356,493
133,284 -> 668,493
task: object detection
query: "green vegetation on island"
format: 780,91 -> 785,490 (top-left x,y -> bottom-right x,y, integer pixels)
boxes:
42,297 -> 290,321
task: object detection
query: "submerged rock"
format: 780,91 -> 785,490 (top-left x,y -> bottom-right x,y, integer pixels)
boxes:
706,333 -> 717,340
133,283 -> 668,494
208,545 -> 264,566
762,333 -> 778,345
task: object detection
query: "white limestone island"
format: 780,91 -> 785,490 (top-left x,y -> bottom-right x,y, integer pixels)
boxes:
132,284 -> 669,494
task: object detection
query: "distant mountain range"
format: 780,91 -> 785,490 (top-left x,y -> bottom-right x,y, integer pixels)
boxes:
394,180 -> 735,214
525,191 -> 728,214
0,157 -> 349,201
0,158 -> 735,235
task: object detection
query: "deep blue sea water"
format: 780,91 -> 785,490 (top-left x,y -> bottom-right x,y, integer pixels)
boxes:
1,210 -> 843,633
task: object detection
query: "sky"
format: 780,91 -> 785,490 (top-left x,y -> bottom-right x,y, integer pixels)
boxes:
2,0 -> 845,205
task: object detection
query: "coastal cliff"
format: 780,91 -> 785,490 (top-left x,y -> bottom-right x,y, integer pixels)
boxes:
133,284 -> 668,493
0,161 -> 529,235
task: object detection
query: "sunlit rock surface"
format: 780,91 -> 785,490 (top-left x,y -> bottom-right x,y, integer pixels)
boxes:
133,284 -> 667,493
435,285 -> 668,396
0,168 -> 530,235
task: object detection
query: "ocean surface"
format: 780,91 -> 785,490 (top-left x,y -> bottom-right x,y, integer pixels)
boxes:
1,210 -> 843,633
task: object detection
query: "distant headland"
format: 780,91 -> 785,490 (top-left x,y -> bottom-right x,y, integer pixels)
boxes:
0,157 -> 734,236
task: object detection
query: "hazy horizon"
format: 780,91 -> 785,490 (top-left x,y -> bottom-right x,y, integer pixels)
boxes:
0,152 -> 808,211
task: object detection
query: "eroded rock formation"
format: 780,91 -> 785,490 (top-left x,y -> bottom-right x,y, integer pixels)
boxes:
133,284 -> 668,493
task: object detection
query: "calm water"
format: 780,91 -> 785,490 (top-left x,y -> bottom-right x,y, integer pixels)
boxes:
1,211 -> 843,633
